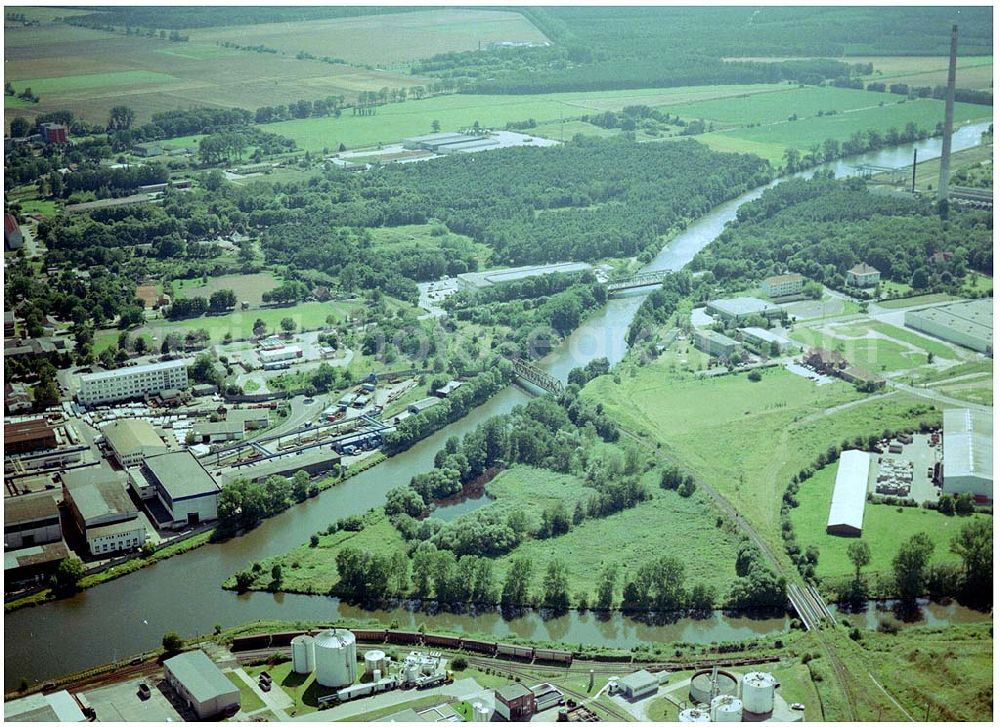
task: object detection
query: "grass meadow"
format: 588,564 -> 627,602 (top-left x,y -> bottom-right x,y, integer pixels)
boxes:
94,300 -> 359,352
583,364 -> 944,550
787,464 -> 985,582
236,464 -> 744,606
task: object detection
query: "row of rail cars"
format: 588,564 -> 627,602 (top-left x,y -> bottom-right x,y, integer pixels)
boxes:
231,629 -> 573,665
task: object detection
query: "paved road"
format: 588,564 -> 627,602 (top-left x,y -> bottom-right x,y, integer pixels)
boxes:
890,381 -> 992,413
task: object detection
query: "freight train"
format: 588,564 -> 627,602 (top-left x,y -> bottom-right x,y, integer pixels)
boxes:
231,629 -> 573,665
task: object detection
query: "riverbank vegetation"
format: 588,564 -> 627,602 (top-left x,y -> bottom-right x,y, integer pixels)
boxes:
226,386 -> 789,614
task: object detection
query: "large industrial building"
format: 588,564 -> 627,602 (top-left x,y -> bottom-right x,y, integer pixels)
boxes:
4,491 -> 62,550
4,689 -> 86,722
78,360 -> 188,406
140,451 -> 220,529
494,683 -> 536,721
826,450 -> 871,536
163,650 -> 240,719
456,262 -> 592,291
904,299 -> 993,354
103,418 -> 168,467
739,326 -> 795,354
706,297 -> 782,324
693,329 -> 740,358
62,466 -> 146,555
4,418 -> 57,454
943,408 -> 993,500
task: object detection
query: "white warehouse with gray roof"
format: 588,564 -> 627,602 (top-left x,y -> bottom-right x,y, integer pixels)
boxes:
826,450 -> 871,536
163,649 -> 239,719
943,408 -> 993,500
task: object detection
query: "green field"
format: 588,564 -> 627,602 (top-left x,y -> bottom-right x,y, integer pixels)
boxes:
367,224 -> 491,269
583,364 -> 946,549
94,300 -> 360,352
788,465 -> 985,582
226,672 -> 265,713
876,292 -> 958,309
172,272 -> 281,306
228,84 -> 790,152
8,70 -> 179,95
238,463 -> 743,606
188,8 -> 548,67
4,21 -> 422,129
660,86 -> 991,164
789,326 -> 929,372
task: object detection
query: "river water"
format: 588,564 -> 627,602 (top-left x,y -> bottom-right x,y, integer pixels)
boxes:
4,122 -> 990,690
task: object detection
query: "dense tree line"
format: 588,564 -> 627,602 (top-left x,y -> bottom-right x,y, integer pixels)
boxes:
218,471 -> 317,537
53,163 -> 169,199
383,363 -> 515,454
689,175 -> 993,293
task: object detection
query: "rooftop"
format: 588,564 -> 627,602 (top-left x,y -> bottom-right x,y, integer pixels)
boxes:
619,669 -> 659,691
848,262 -> 880,275
695,329 -> 740,346
4,418 -> 54,444
707,297 -> 780,317
496,682 -> 534,702
193,421 -> 245,435
4,541 -> 70,572
80,358 -> 186,384
943,408 -> 993,482
739,326 -> 792,344
763,273 -> 804,285
906,299 -> 993,346
4,491 -> 59,526
457,262 -> 592,289
164,650 -> 237,705
827,450 -> 871,533
62,467 -> 136,524
144,451 -> 219,500
4,689 -> 85,722
103,419 -> 165,454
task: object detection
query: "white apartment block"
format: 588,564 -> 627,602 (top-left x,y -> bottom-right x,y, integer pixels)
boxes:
78,360 -> 188,405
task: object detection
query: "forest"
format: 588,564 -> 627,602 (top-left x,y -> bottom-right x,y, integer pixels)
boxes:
689,175 -> 993,292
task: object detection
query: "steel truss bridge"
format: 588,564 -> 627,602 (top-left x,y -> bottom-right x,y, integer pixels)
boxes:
606,269 -> 670,294
511,358 -> 564,395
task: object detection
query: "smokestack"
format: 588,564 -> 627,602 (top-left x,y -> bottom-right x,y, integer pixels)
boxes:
937,24 -> 958,203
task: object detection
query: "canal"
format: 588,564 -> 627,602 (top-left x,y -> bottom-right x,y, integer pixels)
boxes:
4,122 -> 991,690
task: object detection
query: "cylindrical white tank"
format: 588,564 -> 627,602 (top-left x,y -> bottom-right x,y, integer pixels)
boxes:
710,694 -> 743,722
365,649 -> 387,675
678,707 -> 711,722
741,672 -> 777,715
403,663 -> 419,684
291,634 -> 316,674
314,628 -> 357,688
472,701 -> 490,722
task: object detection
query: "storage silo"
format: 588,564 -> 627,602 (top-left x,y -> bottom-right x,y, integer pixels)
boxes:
472,701 -> 490,722
291,634 -> 316,675
678,707 -> 711,722
314,628 -> 358,687
710,694 -> 743,722
741,672 -> 777,715
364,649 -> 387,675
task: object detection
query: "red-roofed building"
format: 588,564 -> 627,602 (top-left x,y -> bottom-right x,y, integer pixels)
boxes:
4,213 -> 23,250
